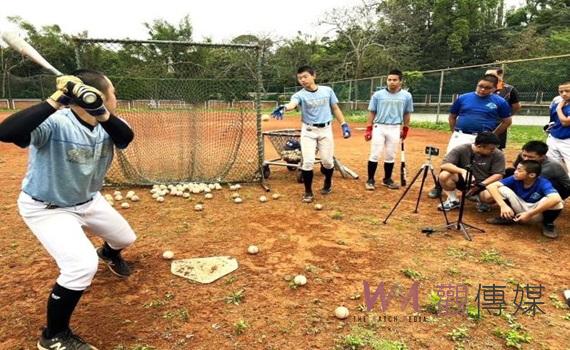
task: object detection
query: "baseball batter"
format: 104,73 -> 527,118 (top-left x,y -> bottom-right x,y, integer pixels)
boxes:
272,65 -> 351,203
0,70 -> 135,349
364,69 -> 413,190
546,82 -> 570,177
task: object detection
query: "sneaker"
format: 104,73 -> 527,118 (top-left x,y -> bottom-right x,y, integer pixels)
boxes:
476,202 -> 491,213
302,192 -> 314,203
486,217 -> 515,225
365,180 -> 375,191
542,223 -> 558,239
437,199 -> 461,211
382,178 -> 400,190
97,247 -> 132,277
320,187 -> 332,195
38,329 -> 98,350
428,186 -> 442,199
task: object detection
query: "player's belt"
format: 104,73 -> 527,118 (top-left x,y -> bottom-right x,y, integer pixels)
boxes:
31,196 -> 93,209
304,121 -> 331,128
454,129 -> 478,135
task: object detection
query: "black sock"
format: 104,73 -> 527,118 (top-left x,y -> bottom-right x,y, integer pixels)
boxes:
384,162 -> 394,180
542,209 -> 562,225
321,166 -> 334,189
302,170 -> 313,193
367,161 -> 378,182
102,241 -> 121,258
45,283 -> 84,338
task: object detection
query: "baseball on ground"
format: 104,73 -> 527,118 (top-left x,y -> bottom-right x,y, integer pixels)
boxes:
130,195 -> 140,202
272,193 -> 281,200
247,245 -> 259,254
261,114 -> 270,121
293,274 -> 307,286
194,204 -> 204,211
234,197 -> 243,204
334,306 -> 350,319
314,203 -> 323,210
162,250 -> 174,260
205,193 -> 214,199
259,195 -> 268,203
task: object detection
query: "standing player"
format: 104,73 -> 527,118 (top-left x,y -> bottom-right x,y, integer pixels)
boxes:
364,69 -> 413,190
272,65 -> 351,202
0,70 -> 136,349
546,81 -> 570,176
485,67 -> 521,150
428,74 -> 512,198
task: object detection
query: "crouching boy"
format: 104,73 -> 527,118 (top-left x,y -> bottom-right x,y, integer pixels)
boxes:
486,160 -> 563,238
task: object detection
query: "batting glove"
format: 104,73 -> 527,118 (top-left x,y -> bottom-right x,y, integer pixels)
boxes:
70,83 -> 108,119
364,125 -> 372,141
400,126 -> 410,140
341,123 -> 351,139
271,105 -> 286,120
49,75 -> 83,106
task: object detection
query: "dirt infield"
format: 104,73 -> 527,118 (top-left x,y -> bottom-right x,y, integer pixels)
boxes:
0,112 -> 568,349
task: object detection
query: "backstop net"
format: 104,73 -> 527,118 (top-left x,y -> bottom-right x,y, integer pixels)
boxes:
74,38 -> 263,186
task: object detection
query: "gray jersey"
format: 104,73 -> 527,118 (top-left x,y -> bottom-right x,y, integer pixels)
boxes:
443,144 -> 505,182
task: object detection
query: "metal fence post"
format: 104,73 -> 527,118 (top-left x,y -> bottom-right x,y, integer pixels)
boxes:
435,69 -> 445,123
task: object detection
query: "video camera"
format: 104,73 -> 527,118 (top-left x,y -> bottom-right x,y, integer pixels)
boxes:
425,146 -> 440,156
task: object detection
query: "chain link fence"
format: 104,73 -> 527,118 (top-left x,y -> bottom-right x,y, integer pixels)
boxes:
1,39 -> 265,185
283,54 -> 570,120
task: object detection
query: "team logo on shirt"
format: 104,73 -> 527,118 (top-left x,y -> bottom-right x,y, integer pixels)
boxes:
306,98 -> 328,109
485,102 -> 498,110
529,192 -> 542,202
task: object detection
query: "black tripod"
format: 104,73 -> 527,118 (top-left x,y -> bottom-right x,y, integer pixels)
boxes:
442,160 -> 485,241
383,150 -> 450,226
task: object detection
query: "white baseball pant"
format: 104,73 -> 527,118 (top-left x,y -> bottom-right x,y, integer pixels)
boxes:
546,135 -> 570,177
17,191 -> 137,291
368,124 -> 400,163
498,186 -> 564,223
300,122 -> 334,171
446,131 -> 477,154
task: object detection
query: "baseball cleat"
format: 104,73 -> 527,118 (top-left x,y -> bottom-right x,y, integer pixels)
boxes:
437,199 -> 461,211
302,192 -> 314,203
541,223 -> 558,239
38,329 -> 98,350
476,202 -> 491,212
320,187 -> 332,195
97,247 -> 132,277
365,180 -> 375,191
428,186 -> 442,199
382,178 -> 400,190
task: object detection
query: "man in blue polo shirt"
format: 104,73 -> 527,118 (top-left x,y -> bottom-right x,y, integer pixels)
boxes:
429,74 -> 512,198
486,160 -> 564,238
546,81 -> 570,177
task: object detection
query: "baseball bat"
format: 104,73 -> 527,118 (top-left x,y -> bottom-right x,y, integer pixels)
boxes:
1,32 -> 96,104
400,141 -> 407,187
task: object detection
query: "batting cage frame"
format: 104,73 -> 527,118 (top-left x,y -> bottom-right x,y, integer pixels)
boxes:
73,38 -> 265,187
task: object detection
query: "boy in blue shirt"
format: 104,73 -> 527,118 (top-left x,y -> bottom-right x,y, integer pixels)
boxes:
546,81 -> 570,177
364,69 -> 413,190
486,160 -> 564,238
272,66 -> 351,202
0,70 -> 136,349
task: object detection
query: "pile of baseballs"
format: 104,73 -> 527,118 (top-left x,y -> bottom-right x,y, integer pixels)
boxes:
105,190 -> 141,209
150,182 -> 223,203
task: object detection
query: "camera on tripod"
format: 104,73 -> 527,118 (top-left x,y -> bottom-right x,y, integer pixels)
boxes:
425,146 -> 440,156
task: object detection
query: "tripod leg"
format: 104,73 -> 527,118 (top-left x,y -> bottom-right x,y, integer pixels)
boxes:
383,165 -> 426,224
429,167 -> 450,225
414,166 -> 430,213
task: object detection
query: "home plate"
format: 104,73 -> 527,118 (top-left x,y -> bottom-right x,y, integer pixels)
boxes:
171,256 -> 238,284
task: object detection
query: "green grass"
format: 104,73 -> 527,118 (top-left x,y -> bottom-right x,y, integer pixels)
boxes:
479,249 -> 513,266
234,319 -> 249,335
336,326 -> 408,350
341,113 -> 546,145
401,268 -> 423,281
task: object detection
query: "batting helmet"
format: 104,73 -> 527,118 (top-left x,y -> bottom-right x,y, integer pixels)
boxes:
284,139 -> 301,150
